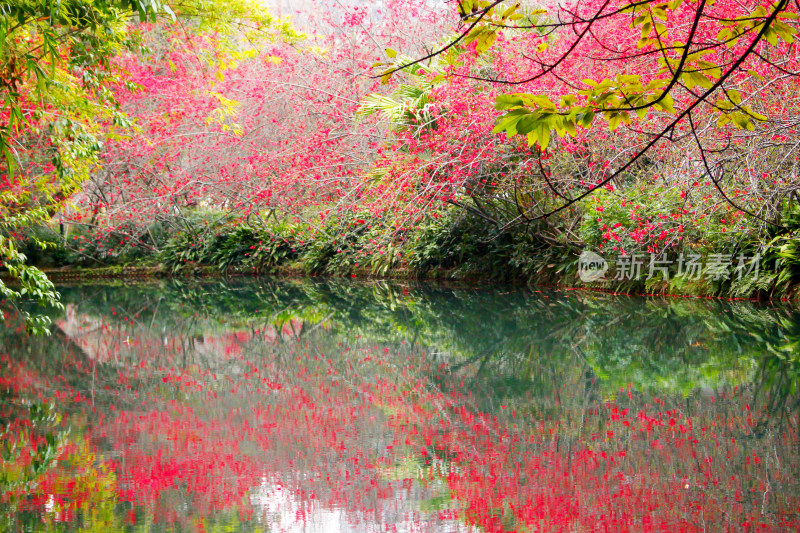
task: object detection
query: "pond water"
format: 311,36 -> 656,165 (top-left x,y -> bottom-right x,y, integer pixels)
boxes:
1,279 -> 799,532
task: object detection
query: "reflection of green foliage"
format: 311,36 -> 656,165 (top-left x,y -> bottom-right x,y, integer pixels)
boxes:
1,403 -> 63,487
43,279 -> 800,402
2,279 -> 800,530
7,278 -> 800,424
579,299 -> 761,396
0,401 -> 268,532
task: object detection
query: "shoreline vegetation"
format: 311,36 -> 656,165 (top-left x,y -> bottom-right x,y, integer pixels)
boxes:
7,205 -> 800,303
12,265 -> 797,304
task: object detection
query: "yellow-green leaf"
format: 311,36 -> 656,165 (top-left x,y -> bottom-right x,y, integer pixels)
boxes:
763,27 -> 778,45
563,118 -> 577,137
605,111 -> 621,131
501,3 -> 520,19
476,30 -> 498,54
743,106 -> 767,121
652,92 -> 675,113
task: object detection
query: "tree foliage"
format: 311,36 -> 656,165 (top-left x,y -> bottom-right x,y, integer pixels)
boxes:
0,0 -> 301,331
379,0 -> 800,226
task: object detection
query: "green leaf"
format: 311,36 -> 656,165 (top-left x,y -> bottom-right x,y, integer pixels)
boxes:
717,27 -> 733,42
493,109 -> 529,135
563,118 -> 577,137
514,115 -> 538,135
772,20 -> 797,44
763,27 -> 778,46
1,138 -> 15,179
495,94 -> 526,109
730,111 -> 754,130
652,4 -> 668,20
742,106 -> 767,121
501,3 -> 520,19
163,3 -> 175,20
476,29 -> 497,54
463,26 -> 484,46
695,60 -> 721,79
682,71 -> 713,90
716,99 -> 734,111
605,111 -> 622,131
528,94 -> 557,111
537,123 -> 551,149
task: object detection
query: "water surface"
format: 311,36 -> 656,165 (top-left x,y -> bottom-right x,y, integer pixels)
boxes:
1,279 -> 799,532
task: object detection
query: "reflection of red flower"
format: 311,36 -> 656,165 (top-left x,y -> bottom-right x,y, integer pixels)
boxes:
4,321 -> 799,532
375,377 -> 800,533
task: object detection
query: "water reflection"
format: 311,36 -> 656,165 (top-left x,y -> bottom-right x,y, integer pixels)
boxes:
1,279 -> 798,532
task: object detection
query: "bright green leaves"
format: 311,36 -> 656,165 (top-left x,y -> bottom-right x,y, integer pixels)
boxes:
463,25 -> 498,54
492,108 -> 567,149
765,18 -> 797,44
651,92 -> 675,113
651,3 -> 670,20
495,93 -> 556,111
493,94 -> 580,149
682,70 -> 715,90
491,64 -> 703,146
716,109 -> 761,130
457,0 -> 523,24
501,2 -> 523,20
379,70 -> 394,85
716,3 -> 798,46
626,2 -> 671,48
715,90 -> 768,130
726,89 -> 743,106
0,229 -> 63,335
0,0 -> 146,179
578,74 -> 667,120
378,0 -> 515,84
120,0 -> 176,23
460,1 -> 526,54
359,82 -> 435,137
492,109 -> 529,136
604,110 -> 630,131
376,52 -> 432,85
457,1 -> 500,50
658,49 -> 721,93
376,1 -> 535,84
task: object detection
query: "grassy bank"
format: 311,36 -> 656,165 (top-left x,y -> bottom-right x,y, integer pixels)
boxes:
7,200 -> 800,301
